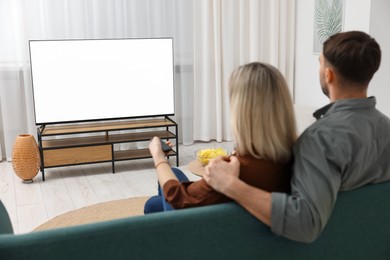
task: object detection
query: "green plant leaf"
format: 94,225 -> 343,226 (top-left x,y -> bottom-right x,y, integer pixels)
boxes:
314,0 -> 343,45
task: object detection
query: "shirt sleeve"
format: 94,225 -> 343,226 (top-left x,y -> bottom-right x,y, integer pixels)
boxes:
271,128 -> 344,243
162,178 -> 231,209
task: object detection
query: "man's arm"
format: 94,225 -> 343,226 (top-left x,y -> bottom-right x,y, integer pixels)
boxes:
204,156 -> 272,226
205,137 -> 342,243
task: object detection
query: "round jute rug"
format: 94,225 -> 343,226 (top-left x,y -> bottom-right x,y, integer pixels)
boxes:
34,196 -> 149,231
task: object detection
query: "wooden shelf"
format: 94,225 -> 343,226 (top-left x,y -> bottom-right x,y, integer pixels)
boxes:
114,148 -> 176,161
41,118 -> 176,136
37,117 -> 178,181
42,130 -> 176,149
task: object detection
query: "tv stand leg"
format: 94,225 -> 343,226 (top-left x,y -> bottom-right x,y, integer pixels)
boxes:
111,145 -> 115,173
41,168 -> 45,182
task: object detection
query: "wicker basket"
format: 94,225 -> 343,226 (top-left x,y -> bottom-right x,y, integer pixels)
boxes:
12,134 -> 40,183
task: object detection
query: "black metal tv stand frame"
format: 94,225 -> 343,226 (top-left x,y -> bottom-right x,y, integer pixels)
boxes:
37,116 -> 178,181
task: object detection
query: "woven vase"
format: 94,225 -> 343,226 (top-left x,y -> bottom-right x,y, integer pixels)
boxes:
12,134 -> 40,183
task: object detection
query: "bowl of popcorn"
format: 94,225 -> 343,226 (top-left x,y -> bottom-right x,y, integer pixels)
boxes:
196,148 -> 228,165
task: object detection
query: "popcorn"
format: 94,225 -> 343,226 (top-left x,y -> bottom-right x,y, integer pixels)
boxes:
197,148 -> 228,165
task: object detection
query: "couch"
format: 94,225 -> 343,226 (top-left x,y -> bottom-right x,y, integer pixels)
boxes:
0,181 -> 389,260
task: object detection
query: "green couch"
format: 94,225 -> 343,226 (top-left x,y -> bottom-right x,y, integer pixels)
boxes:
0,181 -> 389,260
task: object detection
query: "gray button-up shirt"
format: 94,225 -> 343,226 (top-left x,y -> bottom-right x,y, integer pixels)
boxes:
271,97 -> 390,242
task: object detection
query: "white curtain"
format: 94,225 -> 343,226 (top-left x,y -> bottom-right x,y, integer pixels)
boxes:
0,0 -> 194,160
192,0 -> 295,142
0,0 -> 295,160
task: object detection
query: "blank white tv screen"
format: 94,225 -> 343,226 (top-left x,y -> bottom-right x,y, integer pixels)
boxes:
29,38 -> 174,125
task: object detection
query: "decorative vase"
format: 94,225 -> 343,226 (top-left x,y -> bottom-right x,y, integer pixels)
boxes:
12,134 -> 40,183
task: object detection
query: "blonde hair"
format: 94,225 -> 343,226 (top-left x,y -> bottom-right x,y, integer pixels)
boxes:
229,62 -> 297,163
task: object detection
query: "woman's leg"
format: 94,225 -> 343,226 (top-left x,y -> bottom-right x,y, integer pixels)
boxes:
144,195 -> 164,214
144,167 -> 190,213
172,167 -> 190,182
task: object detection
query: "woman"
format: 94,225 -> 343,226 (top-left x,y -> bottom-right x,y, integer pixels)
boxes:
144,62 -> 297,213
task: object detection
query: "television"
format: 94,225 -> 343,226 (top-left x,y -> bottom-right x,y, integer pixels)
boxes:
29,38 -> 175,125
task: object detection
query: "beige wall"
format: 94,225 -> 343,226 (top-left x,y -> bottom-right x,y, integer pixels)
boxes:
294,0 -> 390,117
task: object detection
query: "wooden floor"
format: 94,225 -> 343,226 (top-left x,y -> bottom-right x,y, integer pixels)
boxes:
0,141 -> 233,234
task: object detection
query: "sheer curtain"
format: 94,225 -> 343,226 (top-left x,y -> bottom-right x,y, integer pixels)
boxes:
192,0 -> 295,142
0,0 -> 194,160
0,0 -> 295,160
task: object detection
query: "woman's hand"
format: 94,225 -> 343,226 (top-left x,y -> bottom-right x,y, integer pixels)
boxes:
149,136 -> 178,187
149,136 -> 168,163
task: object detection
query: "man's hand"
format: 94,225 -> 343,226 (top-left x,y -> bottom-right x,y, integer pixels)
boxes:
204,156 -> 240,194
205,155 -> 272,226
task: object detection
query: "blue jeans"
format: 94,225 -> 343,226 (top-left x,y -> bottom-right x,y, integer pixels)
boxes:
144,168 -> 189,214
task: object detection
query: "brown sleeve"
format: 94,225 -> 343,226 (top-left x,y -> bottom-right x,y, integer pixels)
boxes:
162,178 -> 232,209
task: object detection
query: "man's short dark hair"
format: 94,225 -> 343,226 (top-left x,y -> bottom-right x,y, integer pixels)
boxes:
323,31 -> 381,84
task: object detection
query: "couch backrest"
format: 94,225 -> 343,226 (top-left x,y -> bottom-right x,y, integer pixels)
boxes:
0,181 -> 389,259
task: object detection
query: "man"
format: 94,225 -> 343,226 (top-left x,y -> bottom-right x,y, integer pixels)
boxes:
204,31 -> 390,243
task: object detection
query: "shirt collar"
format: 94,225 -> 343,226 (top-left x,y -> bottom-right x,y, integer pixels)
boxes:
313,97 -> 376,120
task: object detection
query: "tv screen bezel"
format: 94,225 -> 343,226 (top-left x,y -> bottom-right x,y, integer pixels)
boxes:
29,37 -> 175,126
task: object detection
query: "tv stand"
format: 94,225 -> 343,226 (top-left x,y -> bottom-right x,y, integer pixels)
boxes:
37,117 -> 178,181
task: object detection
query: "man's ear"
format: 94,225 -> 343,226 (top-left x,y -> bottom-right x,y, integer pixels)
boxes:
325,68 -> 334,83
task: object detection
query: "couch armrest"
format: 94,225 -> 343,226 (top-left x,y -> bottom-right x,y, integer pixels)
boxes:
0,200 -> 13,235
